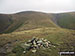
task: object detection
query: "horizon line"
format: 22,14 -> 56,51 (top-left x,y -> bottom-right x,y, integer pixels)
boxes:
0,10 -> 75,14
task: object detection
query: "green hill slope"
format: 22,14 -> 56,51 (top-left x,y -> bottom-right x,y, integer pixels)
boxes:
0,11 -> 75,34
0,11 -> 75,56
0,11 -> 57,33
0,14 -> 13,33
53,12 -> 75,29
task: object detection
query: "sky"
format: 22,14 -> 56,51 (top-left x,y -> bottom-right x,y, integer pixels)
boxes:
0,0 -> 75,14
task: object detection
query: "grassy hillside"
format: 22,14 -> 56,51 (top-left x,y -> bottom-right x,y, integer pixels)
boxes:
53,12 -> 75,29
0,11 -> 75,34
0,27 -> 75,56
0,14 -> 13,33
0,11 -> 75,56
14,11 -> 57,31
0,11 -> 57,33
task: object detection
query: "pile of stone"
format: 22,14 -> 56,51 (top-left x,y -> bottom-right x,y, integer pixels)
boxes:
23,37 -> 55,53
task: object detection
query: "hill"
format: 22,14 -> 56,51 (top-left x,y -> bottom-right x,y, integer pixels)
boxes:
0,14 -> 13,33
0,11 -> 57,33
52,12 -> 75,29
0,11 -> 75,34
0,11 -> 75,56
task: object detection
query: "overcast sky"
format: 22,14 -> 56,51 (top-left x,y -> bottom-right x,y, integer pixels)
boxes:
0,0 -> 75,14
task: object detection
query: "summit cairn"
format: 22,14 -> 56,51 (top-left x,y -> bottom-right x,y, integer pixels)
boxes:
23,37 -> 55,53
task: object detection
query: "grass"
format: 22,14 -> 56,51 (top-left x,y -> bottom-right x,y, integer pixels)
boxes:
0,15 -> 13,34
4,22 -> 24,33
0,11 -> 58,34
0,27 -> 75,56
0,11 -> 75,56
57,13 -> 75,29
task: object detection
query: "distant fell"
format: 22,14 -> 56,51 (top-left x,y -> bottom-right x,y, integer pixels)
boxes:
0,11 -> 75,33
0,11 -> 57,33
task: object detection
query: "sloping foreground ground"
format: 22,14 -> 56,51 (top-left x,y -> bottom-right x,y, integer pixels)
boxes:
0,27 -> 75,56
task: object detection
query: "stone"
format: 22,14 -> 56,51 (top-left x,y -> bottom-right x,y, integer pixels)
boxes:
23,51 -> 26,54
22,37 -> 55,53
31,49 -> 36,53
24,43 -> 31,46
